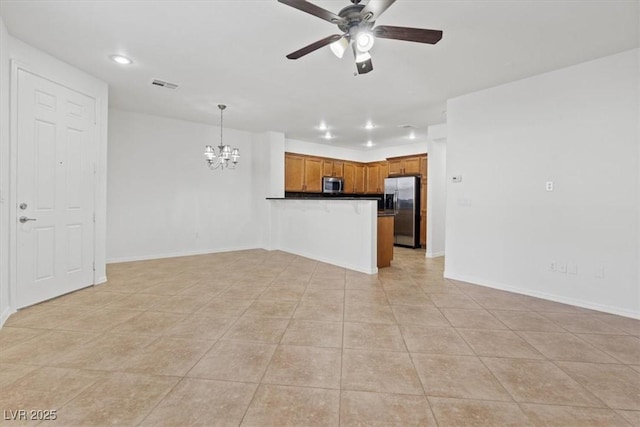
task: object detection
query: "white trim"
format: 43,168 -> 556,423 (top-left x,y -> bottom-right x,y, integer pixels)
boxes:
444,270 -> 640,320
106,245 -> 261,264
0,306 -> 14,328
426,251 -> 445,258
276,246 -> 378,275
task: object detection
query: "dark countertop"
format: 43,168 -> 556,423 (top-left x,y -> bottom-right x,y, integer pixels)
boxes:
267,197 -> 382,201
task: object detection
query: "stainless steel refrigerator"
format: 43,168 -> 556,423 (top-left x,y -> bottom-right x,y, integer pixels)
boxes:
384,176 -> 420,248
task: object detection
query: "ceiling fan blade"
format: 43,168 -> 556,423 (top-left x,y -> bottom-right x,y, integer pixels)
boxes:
286,34 -> 345,60
360,0 -> 396,22
374,25 -> 443,44
277,0 -> 345,25
356,57 -> 373,75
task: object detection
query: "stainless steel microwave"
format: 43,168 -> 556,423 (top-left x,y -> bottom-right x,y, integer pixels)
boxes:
322,176 -> 344,194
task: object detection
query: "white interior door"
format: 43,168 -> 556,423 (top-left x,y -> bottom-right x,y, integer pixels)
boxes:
16,69 -> 96,308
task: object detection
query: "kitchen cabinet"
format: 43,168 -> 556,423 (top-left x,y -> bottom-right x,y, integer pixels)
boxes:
377,215 -> 394,268
285,154 -> 305,192
284,153 -> 323,192
323,160 -> 344,178
365,162 -> 388,194
354,163 -> 365,193
343,162 -> 366,194
387,155 -> 421,176
420,155 -> 427,247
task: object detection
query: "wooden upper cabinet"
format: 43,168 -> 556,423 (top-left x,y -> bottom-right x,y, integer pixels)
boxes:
387,159 -> 403,176
403,157 -> 421,174
387,155 -> 424,176
304,157 -> 324,192
284,153 -> 324,192
365,162 -> 388,194
354,164 -> 365,194
343,162 -> 355,194
365,163 -> 379,194
323,160 -> 344,178
285,154 -> 305,192
343,162 -> 365,194
378,161 -> 389,185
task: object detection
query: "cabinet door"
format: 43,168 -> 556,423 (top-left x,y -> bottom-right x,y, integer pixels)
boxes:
285,154 -> 305,192
378,162 -> 389,192
323,160 -> 334,177
343,163 -> 355,194
403,157 -> 421,175
387,159 -> 403,176
354,164 -> 365,194
304,158 -> 324,192
365,164 -> 379,194
333,161 -> 344,177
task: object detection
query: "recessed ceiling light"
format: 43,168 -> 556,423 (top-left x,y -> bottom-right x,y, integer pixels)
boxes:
324,131 -> 332,139
318,121 -> 327,131
110,55 -> 132,65
409,131 -> 416,140
364,140 -> 374,147
365,121 -> 374,130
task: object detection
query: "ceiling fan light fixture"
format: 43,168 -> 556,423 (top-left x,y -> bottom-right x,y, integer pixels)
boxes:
355,30 -> 375,53
330,37 -> 349,58
354,50 -> 371,64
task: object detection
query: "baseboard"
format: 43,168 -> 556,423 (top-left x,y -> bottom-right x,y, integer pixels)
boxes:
1,306 -> 14,328
426,251 -> 445,258
95,276 -> 108,285
444,270 -> 640,320
106,245 -> 262,264
277,245 -> 378,275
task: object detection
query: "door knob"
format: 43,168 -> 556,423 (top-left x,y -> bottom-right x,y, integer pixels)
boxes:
19,216 -> 37,223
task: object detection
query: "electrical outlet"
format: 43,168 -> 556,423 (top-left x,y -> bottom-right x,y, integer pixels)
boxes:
546,181 -> 554,191
549,262 -> 557,272
558,263 -> 567,274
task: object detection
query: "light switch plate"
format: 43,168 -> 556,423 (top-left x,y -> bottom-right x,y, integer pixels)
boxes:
452,175 -> 462,183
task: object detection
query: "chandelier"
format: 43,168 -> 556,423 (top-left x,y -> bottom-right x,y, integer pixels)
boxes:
204,104 -> 240,170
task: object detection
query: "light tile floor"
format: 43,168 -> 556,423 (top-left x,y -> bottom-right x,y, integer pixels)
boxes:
1,248 -> 639,426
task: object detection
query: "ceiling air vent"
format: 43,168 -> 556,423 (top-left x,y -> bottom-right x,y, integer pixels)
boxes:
151,79 -> 178,90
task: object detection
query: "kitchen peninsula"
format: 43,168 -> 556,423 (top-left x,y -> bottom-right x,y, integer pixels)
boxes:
266,197 -> 393,274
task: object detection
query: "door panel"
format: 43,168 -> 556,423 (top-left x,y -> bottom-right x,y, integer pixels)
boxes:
17,70 -> 96,308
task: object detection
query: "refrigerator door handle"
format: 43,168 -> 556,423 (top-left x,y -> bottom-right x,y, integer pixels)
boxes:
394,190 -> 399,214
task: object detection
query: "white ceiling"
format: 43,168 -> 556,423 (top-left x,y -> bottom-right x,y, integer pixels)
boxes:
1,0 -> 638,149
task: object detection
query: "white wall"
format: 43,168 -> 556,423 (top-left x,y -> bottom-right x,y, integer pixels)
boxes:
107,109 -> 266,262
445,49 -> 639,318
252,131 -> 285,249
0,16 -> 11,325
285,138 -> 428,163
426,124 -> 447,258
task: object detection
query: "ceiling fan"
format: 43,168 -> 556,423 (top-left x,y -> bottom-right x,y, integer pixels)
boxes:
278,0 -> 443,74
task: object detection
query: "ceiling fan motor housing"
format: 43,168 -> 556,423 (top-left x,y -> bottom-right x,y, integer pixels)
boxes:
336,4 -> 374,33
